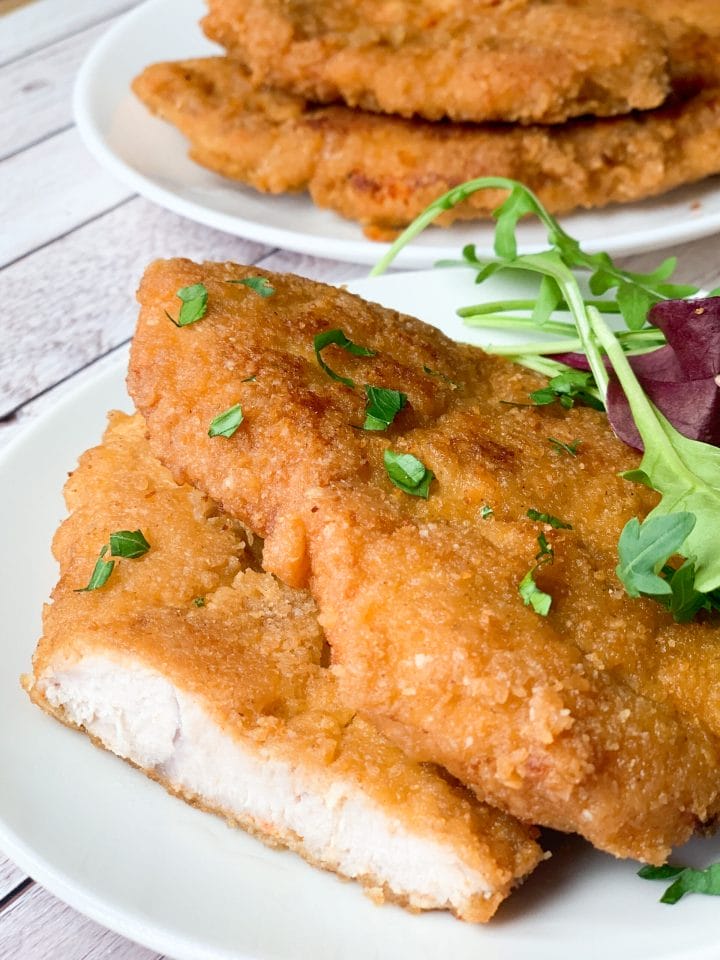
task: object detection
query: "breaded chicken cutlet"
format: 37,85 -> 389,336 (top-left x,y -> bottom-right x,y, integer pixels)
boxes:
132,58 -> 720,239
202,0 -> 671,124
24,411 -> 542,922
127,261 -> 720,864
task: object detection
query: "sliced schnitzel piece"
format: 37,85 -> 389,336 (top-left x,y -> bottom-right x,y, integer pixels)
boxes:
132,58 -> 720,240
24,411 -> 542,922
201,0 -> 670,124
128,259 -> 720,864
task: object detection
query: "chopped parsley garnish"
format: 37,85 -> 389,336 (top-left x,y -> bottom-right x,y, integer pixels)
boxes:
527,508 -> 572,530
529,371 -> 604,411
519,531 -> 555,616
314,329 -> 376,388
422,365 -> 461,388
75,529 -> 150,591
548,437 -> 581,457
193,596 -> 206,608
208,403 -> 244,438
75,544 -> 114,592
480,504 -> 494,519
165,283 -> 208,327
227,276 -> 275,298
639,863 -> 720,904
519,567 -> 552,616
384,450 -> 434,499
109,529 -> 151,559
363,385 -> 407,431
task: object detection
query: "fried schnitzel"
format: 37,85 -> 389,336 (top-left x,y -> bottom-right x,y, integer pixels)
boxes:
128,260 -> 720,863
132,58 -> 720,240
25,411 -> 541,921
202,0 -> 670,124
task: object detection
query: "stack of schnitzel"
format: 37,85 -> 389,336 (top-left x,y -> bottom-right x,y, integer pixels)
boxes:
130,1 -> 720,237
26,259 -> 720,921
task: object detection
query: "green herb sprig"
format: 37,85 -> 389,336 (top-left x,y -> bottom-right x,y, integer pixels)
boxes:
166,283 -> 208,327
226,276 -> 275,298
639,863 -> 720,904
76,530 -> 150,592
384,450 -> 434,498
208,403 -> 244,438
314,329 -> 377,388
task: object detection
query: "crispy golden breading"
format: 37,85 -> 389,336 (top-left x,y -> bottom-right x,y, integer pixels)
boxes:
26,411 -> 542,922
132,59 -> 720,240
128,260 -> 720,863
201,0 -> 671,124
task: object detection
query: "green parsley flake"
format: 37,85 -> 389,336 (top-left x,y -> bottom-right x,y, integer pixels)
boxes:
363,385 -> 407,431
75,544 -> 115,592
165,283 -> 208,327
518,567 -> 552,616
548,437 -> 581,457
227,276 -> 275,298
314,329 -> 376,388
208,403 -> 244,438
480,504 -> 494,519
109,529 -> 151,559
639,863 -> 720,904
527,508 -> 572,530
383,450 -> 434,499
529,370 -> 604,411
193,597 -> 206,608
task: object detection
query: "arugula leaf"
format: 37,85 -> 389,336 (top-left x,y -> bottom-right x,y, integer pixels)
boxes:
638,862 -> 720,904
226,276 -> 275,298
314,329 -> 376,388
529,370 -> 604,411
527,508 -> 572,530
384,450 -> 434,498
589,307 -> 720,593
548,437 -> 581,457
480,504 -> 494,519
166,283 -> 208,327
363,386 -> 407,431
532,275 -> 562,326
109,529 -> 151,559
616,513 -> 695,598
208,403 -> 244,438
616,282 -> 657,331
75,544 -> 114,592
519,567 -> 552,616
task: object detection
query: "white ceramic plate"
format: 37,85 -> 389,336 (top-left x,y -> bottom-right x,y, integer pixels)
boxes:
2,269 -> 720,960
73,0 -> 720,269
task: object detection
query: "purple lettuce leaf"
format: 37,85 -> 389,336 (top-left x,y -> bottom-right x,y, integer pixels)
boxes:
547,298 -> 720,451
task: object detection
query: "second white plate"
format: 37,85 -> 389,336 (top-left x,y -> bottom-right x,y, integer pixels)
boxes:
74,0 -> 720,268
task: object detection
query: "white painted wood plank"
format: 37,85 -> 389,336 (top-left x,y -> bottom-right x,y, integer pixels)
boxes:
0,126 -> 131,268
0,883 -> 161,960
0,17 -> 125,160
1,196 -> 270,417
0,0 -> 137,66
0,856 -> 27,899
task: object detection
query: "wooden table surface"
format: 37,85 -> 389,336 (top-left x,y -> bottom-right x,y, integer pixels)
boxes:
2,1 -> 720,956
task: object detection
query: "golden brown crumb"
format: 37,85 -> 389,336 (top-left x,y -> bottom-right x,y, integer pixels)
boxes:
132,58 -> 720,238
202,0 -> 671,124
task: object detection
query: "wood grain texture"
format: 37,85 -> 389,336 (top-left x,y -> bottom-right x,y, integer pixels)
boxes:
0,884 -> 162,959
0,0 -> 135,65
0,858 -> 27,900
0,17 -> 124,160
0,196 -> 273,417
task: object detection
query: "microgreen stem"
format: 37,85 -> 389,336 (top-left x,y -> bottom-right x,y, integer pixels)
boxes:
458,299 -> 620,318
371,176 -> 549,276
463,315 -> 579,335
486,338 -> 583,356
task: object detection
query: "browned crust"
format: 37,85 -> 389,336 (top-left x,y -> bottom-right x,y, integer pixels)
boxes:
202,0 -> 671,124
132,58 -> 720,238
